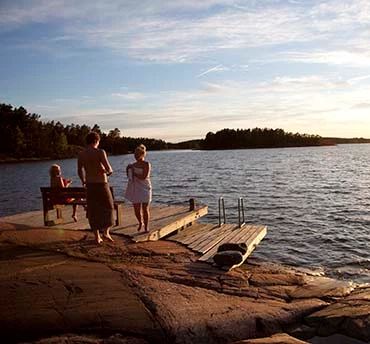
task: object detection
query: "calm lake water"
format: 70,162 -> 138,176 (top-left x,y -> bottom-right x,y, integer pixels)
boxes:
1,144 -> 369,283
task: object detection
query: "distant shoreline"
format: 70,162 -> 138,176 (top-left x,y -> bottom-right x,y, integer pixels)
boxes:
2,141 -> 370,164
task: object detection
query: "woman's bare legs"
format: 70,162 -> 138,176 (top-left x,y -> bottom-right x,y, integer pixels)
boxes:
133,203 -> 143,231
143,203 -> 150,232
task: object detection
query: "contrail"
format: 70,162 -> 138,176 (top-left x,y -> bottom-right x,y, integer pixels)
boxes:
197,64 -> 224,78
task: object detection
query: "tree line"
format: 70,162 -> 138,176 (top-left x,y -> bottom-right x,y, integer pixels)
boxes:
0,103 -> 167,160
202,128 -> 323,149
2,103 -> 369,161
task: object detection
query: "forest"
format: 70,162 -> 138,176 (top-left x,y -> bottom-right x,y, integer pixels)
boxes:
0,103 -> 168,160
1,103 -> 369,161
202,128 -> 323,149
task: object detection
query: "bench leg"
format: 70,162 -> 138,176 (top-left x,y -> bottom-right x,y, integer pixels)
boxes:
56,207 -> 63,220
43,209 -> 49,226
46,206 -> 64,226
115,203 -> 123,226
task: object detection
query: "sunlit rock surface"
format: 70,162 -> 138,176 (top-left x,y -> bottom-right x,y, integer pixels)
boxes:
0,225 -> 368,344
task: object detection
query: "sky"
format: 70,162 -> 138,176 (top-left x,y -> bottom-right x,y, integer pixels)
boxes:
1,0 -> 370,143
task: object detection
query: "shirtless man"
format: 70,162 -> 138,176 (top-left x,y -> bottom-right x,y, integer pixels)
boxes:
78,132 -> 115,244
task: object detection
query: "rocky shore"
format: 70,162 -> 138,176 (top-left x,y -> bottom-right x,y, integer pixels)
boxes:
0,223 -> 369,344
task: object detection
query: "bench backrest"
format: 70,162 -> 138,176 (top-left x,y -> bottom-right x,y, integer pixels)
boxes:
40,187 -> 115,199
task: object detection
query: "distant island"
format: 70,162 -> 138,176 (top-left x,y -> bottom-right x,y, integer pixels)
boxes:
1,103 -> 370,162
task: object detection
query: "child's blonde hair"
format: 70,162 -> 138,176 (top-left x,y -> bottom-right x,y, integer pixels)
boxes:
134,144 -> 146,158
49,164 -> 61,178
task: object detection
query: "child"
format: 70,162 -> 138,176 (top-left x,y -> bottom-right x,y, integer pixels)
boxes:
49,164 -> 78,222
125,144 -> 152,232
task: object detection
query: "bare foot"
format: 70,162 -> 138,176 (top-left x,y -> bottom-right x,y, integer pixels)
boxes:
103,232 -> 114,242
96,237 -> 103,244
72,215 -> 78,222
144,228 -> 149,232
137,222 -> 143,231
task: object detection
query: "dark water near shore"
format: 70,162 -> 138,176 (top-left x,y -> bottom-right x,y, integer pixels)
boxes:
1,144 -> 369,283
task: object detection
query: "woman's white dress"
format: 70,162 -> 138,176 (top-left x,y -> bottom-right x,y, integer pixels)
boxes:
125,166 -> 152,203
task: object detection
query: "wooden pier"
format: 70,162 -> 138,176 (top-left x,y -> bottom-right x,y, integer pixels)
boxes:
168,223 -> 267,269
0,200 -> 267,269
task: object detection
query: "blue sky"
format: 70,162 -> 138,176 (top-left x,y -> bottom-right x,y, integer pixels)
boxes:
1,0 -> 370,142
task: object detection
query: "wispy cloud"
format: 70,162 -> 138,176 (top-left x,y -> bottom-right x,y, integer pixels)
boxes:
2,0 -> 370,66
0,0 -> 360,63
111,92 -> 146,100
281,50 -> 370,67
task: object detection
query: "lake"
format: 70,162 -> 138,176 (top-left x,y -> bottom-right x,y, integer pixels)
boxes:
1,144 -> 369,283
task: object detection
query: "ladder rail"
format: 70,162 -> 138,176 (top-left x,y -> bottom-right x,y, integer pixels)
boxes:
238,197 -> 245,228
218,197 -> 226,226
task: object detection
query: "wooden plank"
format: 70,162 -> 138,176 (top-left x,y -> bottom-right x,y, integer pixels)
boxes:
151,207 -> 194,230
235,225 -> 264,245
167,222 -> 206,242
133,205 -> 208,242
193,224 -> 235,254
149,206 -> 189,223
226,225 -> 257,244
149,206 -> 198,231
169,223 -> 210,244
174,226 -> 208,243
168,222 -> 236,255
187,224 -> 220,248
181,226 -> 213,245
188,224 -> 229,249
112,204 -> 190,236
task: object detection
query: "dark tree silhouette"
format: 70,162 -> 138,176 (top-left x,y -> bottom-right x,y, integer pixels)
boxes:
202,128 -> 322,149
0,103 -> 168,160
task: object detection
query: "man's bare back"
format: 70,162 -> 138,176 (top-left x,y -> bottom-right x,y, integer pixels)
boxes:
78,146 -> 113,184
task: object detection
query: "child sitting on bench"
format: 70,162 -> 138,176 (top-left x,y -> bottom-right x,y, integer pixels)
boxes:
49,164 -> 79,222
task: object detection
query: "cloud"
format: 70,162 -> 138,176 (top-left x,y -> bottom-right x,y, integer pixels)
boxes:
111,92 -> 146,100
201,82 -> 226,94
281,50 -> 370,67
0,0 -> 346,62
347,74 -> 370,84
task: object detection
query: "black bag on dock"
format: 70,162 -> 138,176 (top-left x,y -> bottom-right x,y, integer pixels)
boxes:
217,243 -> 247,255
213,243 -> 247,266
213,250 -> 244,266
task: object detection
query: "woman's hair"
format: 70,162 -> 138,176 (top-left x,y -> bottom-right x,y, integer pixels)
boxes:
135,144 -> 146,158
49,164 -> 61,178
86,132 -> 100,145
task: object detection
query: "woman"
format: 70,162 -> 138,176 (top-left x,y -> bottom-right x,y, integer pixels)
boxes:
125,144 -> 152,232
49,164 -> 78,222
78,132 -> 115,244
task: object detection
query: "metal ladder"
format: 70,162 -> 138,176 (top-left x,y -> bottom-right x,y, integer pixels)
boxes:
218,197 -> 246,228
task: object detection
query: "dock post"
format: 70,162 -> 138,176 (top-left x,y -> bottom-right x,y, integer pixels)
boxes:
189,198 -> 196,211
